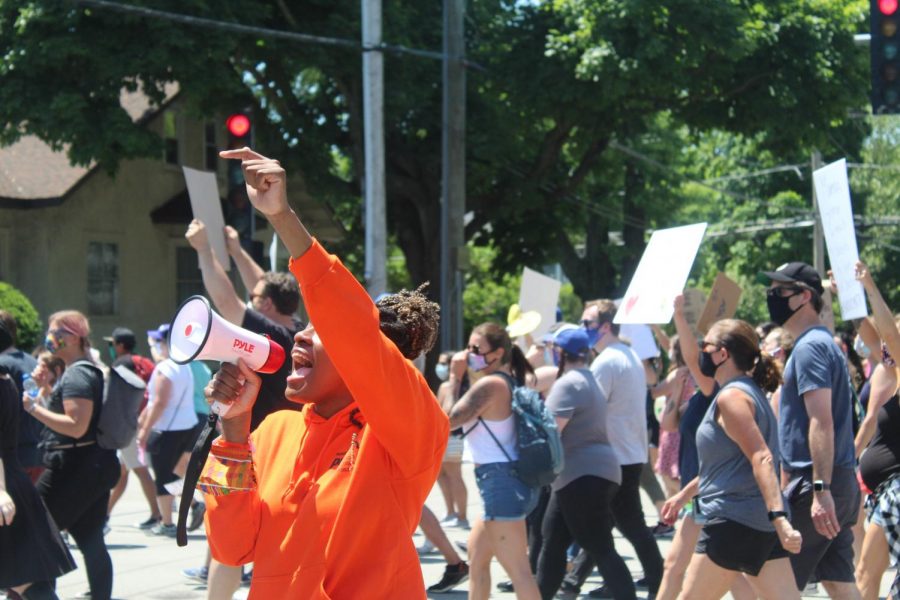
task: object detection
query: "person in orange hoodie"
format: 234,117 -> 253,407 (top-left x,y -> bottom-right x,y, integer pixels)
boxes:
198,148 -> 449,599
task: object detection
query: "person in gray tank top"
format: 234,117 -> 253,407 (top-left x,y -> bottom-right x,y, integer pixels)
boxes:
662,319 -> 802,599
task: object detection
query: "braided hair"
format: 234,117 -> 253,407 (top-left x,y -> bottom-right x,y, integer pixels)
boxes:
376,283 -> 440,360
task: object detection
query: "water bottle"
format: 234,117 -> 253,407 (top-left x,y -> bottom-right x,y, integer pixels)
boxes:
22,374 -> 39,399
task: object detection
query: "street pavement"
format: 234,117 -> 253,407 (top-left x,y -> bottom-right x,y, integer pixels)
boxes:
53,463 -> 895,599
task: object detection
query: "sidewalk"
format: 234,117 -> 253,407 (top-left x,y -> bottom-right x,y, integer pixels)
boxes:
55,462 -> 894,599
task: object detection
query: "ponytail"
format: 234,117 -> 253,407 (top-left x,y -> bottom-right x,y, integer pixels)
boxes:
510,345 -> 534,387
752,352 -> 782,394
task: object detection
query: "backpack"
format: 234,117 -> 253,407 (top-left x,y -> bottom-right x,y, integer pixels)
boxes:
72,360 -> 147,450
464,372 -> 564,487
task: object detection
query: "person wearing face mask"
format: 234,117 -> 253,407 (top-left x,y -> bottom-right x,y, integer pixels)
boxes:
24,311 -> 120,600
448,323 -> 541,600
760,261 -> 860,597
199,148 -> 448,599
562,300 -> 664,598
661,319 -> 802,599
432,351 -> 469,531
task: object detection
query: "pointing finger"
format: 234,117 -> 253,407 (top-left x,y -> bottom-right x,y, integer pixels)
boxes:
219,147 -> 268,162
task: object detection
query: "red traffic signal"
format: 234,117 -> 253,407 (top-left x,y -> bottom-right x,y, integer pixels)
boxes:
881,0 -> 898,15
226,113 -> 251,138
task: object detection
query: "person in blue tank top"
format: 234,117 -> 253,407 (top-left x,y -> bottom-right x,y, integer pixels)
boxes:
662,319 -> 802,599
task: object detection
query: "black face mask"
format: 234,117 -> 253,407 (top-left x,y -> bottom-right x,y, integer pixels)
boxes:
766,289 -> 801,326
699,350 -> 722,378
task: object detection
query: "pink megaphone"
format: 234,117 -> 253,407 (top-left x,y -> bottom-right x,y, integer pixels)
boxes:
167,295 -> 285,416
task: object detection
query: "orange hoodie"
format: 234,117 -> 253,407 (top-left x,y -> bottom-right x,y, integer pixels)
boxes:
200,239 -> 449,599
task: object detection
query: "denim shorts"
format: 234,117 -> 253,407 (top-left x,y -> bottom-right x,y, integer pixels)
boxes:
475,462 -> 537,521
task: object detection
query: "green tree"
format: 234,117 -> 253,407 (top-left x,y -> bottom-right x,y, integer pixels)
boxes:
0,0 -> 871,309
0,282 -> 41,351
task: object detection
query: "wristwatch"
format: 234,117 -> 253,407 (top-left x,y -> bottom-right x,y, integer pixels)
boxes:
767,510 -> 788,522
813,480 -> 831,492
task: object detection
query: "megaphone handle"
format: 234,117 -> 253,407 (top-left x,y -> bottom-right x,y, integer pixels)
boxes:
211,401 -> 232,417
209,373 -> 245,418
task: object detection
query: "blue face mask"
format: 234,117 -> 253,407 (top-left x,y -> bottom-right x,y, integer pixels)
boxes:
544,346 -> 557,367
583,326 -> 602,348
435,364 -> 450,381
854,336 -> 870,359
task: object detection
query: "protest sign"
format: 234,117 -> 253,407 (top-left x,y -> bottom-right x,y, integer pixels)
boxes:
620,324 -> 660,359
696,273 -> 742,335
812,159 -> 867,320
614,223 -> 708,324
682,288 -> 707,334
519,267 -> 561,341
183,167 -> 229,271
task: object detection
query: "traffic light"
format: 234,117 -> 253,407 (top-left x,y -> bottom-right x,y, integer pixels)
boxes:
872,0 -> 900,113
223,110 -> 261,261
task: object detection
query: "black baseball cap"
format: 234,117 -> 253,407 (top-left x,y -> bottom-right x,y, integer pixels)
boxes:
760,262 -> 825,295
103,327 -> 136,347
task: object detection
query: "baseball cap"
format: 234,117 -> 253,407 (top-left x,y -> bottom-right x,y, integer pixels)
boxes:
541,322 -> 579,344
146,323 -> 171,342
554,327 -> 591,355
760,262 -> 825,295
103,327 -> 136,347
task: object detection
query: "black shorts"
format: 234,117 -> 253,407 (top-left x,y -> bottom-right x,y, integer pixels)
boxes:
785,466 -> 860,588
696,518 -> 789,576
149,428 -> 197,496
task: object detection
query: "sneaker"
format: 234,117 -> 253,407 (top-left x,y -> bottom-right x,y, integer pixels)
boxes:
182,566 -> 209,583
241,569 -> 253,586
149,522 -> 177,537
496,580 -> 514,592
439,512 -> 458,524
651,522 -> 675,537
452,517 -> 470,530
135,516 -> 161,530
427,561 -> 469,593
416,539 -> 437,555
188,502 -> 206,532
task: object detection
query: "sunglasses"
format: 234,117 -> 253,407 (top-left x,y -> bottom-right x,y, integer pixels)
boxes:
48,328 -> 74,338
699,340 -> 720,351
581,319 -> 599,329
766,286 -> 803,299
467,344 -> 492,355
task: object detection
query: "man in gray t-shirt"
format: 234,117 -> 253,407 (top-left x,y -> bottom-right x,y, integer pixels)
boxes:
563,300 -> 662,596
761,261 -> 860,595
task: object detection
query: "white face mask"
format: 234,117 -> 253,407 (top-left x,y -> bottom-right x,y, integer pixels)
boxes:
435,364 -> 450,381
854,336 -> 871,359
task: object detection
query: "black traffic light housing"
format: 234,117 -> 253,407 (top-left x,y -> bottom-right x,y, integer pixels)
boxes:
223,110 -> 262,263
872,0 -> 900,113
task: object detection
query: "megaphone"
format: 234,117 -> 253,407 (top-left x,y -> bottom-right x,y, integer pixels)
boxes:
168,295 -> 286,416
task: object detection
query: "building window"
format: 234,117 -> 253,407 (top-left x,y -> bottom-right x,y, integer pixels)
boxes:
204,122 -> 218,171
176,246 -> 205,304
87,242 -> 118,316
164,112 -> 179,165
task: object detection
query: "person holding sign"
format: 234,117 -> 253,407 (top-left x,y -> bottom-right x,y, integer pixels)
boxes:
198,149 -> 448,599
760,262 -> 860,597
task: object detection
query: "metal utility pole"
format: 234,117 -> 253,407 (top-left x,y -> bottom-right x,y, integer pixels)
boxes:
811,150 -> 825,275
362,0 -> 387,296
440,0 -> 467,351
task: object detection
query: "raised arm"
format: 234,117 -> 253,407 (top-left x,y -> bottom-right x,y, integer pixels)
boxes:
225,225 -> 267,293
857,261 -> 900,362
673,294 -> 715,396
186,219 -> 247,325
221,148 -> 447,476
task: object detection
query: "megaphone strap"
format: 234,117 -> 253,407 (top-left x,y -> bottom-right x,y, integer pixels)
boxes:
176,413 -> 219,546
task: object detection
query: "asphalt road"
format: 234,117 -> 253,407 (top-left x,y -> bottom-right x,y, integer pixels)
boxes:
51,463 -> 895,599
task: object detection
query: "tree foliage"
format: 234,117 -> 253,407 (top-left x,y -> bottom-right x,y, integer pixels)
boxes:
0,282 -> 42,351
0,0 -> 873,321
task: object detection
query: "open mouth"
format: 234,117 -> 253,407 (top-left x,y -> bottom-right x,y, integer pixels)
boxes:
287,347 -> 314,387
